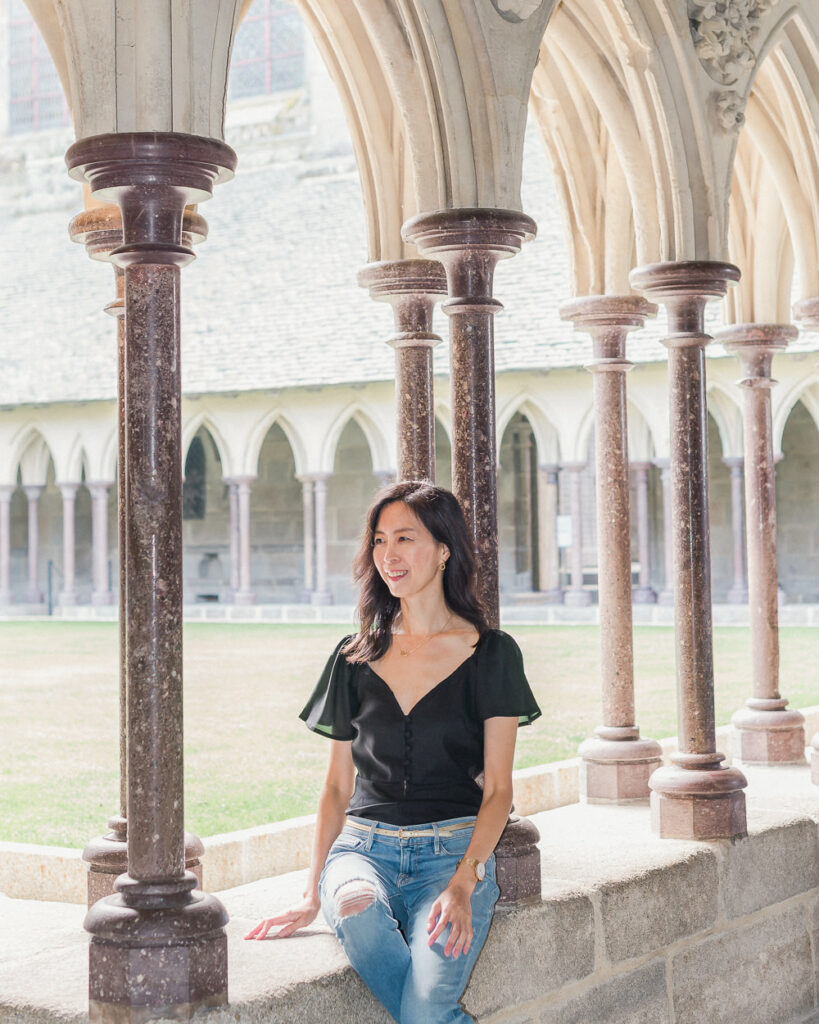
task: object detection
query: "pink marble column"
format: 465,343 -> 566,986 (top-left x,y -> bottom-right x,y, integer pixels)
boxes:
794,298 -> 819,782
233,476 -> 256,605
561,296 -> 662,800
312,473 -> 333,606
358,260 -> 447,482
654,457 -> 674,605
561,462 -> 592,607
537,464 -> 563,603
67,133 -> 233,1017
723,456 -> 748,604
58,483 -> 79,605
89,481 -> 114,605
631,462 -> 657,604
227,480 -> 240,597
296,474 -> 315,600
0,485 -> 12,605
631,261 -> 747,840
403,209 -> 536,629
24,485 -> 44,604
717,323 -> 806,765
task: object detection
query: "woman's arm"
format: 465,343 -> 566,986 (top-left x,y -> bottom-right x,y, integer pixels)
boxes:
426,716 -> 518,958
244,739 -> 355,939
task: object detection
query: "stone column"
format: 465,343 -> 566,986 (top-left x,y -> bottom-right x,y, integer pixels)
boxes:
794,298 -> 819,782
24,485 -> 44,604
561,462 -> 592,607
631,462 -> 657,604
312,473 -> 333,605
630,261 -> 747,840
227,480 -> 240,597
403,209 -> 536,628
71,205 -> 207,906
233,476 -> 256,605
0,485 -> 12,605
717,324 -> 806,764
358,260 -> 447,482
537,464 -> 562,602
561,296 -> 662,800
723,456 -> 748,603
67,133 -> 235,1017
296,475 -> 315,600
89,481 -> 114,605
58,483 -> 80,605
654,457 -> 674,605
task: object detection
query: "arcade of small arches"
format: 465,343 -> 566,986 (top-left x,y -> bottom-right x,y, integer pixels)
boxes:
5,362 -> 819,610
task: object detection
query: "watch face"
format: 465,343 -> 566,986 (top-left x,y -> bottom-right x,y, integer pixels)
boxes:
476,862 -> 486,881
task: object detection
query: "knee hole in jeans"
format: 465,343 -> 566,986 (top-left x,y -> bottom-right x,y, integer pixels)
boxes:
334,880 -> 378,919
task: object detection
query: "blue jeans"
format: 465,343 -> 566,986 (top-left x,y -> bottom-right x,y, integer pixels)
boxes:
319,816 -> 499,1024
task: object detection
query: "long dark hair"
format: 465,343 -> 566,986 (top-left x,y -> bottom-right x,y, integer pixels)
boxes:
343,481 -> 489,663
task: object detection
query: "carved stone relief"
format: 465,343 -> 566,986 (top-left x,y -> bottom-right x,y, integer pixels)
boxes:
688,0 -> 781,85
714,90 -> 746,131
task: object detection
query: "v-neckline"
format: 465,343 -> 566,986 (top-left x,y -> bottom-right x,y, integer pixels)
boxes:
366,633 -> 486,718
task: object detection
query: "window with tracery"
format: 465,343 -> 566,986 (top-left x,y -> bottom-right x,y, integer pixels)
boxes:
229,0 -> 305,101
8,0 -> 70,134
183,437 -> 207,521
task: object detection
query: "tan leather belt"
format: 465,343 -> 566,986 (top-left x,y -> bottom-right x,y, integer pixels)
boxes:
345,818 -> 474,840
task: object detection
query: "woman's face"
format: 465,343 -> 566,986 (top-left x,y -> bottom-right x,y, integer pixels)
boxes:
372,501 -> 449,601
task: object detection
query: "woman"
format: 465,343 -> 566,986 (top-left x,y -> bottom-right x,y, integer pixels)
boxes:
246,481 -> 540,1023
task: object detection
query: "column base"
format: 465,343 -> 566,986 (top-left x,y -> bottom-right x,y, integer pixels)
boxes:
657,589 -> 674,606
85,881 -> 228,1024
632,585 -> 657,605
233,591 -> 256,606
731,703 -> 807,764
25,590 -> 43,604
0,589 -> 13,606
494,814 -> 541,908
541,587 -> 564,605
92,590 -> 114,606
310,590 -> 334,606
649,763 -> 747,839
84,821 -> 206,906
579,735 -> 664,802
726,586 -> 748,604
563,588 -> 592,607
59,590 -> 78,606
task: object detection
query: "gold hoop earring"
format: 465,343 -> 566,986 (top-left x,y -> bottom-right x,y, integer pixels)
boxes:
440,561 -> 447,572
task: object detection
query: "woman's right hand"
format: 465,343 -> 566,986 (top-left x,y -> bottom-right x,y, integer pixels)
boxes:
244,896 -> 321,940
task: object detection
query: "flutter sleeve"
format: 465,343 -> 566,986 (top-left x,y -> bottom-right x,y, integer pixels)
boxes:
299,636 -> 359,740
475,630 -> 541,727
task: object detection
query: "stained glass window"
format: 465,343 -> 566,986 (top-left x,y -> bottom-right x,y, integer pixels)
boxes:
229,0 -> 305,101
8,0 -> 70,134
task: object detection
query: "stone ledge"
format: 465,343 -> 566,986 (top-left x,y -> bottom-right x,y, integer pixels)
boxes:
3,763 -> 819,1024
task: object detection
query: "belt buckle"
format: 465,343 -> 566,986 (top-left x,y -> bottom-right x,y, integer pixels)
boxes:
397,828 -> 407,839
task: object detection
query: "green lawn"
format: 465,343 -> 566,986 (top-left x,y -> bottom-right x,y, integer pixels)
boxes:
0,621 -> 817,847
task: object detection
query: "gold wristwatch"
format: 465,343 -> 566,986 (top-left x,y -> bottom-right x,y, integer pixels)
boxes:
457,857 -> 486,882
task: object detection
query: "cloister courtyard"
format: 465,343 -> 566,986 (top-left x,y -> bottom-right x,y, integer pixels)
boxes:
2,619 -> 817,849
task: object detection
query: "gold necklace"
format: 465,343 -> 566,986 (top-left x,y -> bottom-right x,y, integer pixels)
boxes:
396,613 -> 453,657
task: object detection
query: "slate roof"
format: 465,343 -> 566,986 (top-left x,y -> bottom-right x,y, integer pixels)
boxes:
0,122 -> 815,410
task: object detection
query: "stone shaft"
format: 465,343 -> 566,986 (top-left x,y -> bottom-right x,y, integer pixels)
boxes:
311,474 -> 332,604
233,477 -> 255,604
358,260 -> 446,482
562,296 -> 662,801
723,456 -> 747,603
403,209 -> 536,627
537,464 -> 562,601
298,476 -> 315,595
655,458 -> 674,604
90,481 -> 113,604
631,261 -> 747,839
718,324 -> 805,765
0,485 -> 11,603
24,486 -> 43,603
561,462 -> 591,607
631,462 -> 656,603
227,481 -> 240,594
58,484 -> 79,605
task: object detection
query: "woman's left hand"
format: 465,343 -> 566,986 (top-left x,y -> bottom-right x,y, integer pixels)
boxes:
427,876 -> 475,958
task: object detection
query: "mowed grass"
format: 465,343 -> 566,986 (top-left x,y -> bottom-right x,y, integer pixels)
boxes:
1,621 -> 817,847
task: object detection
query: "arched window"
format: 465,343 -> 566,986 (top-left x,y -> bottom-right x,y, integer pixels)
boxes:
9,0 -> 70,134
183,437 -> 206,521
229,0 -> 305,101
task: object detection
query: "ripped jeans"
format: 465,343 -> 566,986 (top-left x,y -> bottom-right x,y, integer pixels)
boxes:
318,816 -> 499,1024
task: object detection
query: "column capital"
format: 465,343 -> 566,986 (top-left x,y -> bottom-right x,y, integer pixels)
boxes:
70,203 -> 208,264
294,472 -> 331,485
66,133 -> 235,268
23,484 -> 44,500
721,455 -> 744,471
357,258 -> 447,301
560,294 -> 658,331
629,260 -> 741,302
560,461 -> 587,473
716,323 -> 796,387
0,484 -> 14,501
793,297 -> 819,329
222,474 -> 257,487
87,479 -> 115,493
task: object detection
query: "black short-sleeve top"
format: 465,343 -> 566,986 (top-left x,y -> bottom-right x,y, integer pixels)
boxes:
299,629 -> 541,825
